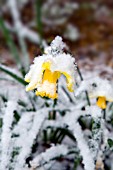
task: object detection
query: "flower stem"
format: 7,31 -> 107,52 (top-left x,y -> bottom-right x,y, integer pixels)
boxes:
103,109 -> 106,120
35,0 -> 43,52
43,129 -> 47,143
76,66 -> 91,106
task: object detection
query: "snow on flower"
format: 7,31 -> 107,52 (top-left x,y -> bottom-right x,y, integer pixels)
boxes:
75,77 -> 113,109
25,36 -> 76,99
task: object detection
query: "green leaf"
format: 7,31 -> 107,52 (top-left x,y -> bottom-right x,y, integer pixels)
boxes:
57,127 -> 76,143
50,127 -> 76,143
18,100 -> 27,107
73,156 -> 81,169
62,86 -> 74,103
14,110 -> 20,122
0,94 -> 8,102
36,0 -> 43,46
0,64 -> 26,86
0,16 -> 21,66
0,16 -> 30,74
108,139 -> 113,148
0,118 -> 3,128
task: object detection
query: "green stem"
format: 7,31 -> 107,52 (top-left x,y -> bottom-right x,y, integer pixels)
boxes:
103,109 -> 106,120
50,129 -> 59,143
43,130 -> 48,143
85,91 -> 90,106
52,111 -> 56,120
91,117 -> 102,161
36,0 -> 43,51
0,16 -> 21,69
76,66 -> 83,81
18,37 -> 30,74
73,157 -> 80,170
48,111 -> 56,120
76,66 -> 90,106
57,133 -> 65,143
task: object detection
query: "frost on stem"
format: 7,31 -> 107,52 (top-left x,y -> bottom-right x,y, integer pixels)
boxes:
64,108 -> 96,170
89,117 -> 102,160
74,123 -> 95,170
68,121 -> 95,170
63,106 -> 103,170
0,101 -> 17,170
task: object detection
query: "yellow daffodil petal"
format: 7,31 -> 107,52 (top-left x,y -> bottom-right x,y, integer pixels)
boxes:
43,69 -> 60,83
26,83 -> 37,91
97,97 -> 106,109
36,69 -> 60,99
36,89 -> 58,99
62,72 -> 74,92
25,78 -> 30,83
42,61 -> 51,70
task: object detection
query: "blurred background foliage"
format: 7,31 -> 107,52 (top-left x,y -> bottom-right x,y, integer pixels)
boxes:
0,1 -> 113,170
0,0 -> 113,75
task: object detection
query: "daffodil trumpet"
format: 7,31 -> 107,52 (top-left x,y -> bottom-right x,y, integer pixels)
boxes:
96,97 -> 107,110
24,36 -> 76,99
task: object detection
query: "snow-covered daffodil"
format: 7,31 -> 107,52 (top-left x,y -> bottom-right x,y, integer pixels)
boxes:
89,78 -> 113,109
75,77 -> 113,109
25,36 -> 75,99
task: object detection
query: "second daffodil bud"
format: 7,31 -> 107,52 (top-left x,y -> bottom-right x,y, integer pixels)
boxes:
24,36 -> 76,99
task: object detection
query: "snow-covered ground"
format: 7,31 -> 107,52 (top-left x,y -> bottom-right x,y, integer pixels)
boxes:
0,37 -> 113,170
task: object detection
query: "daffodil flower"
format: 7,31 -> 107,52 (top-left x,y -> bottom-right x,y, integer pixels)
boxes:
25,36 -> 75,99
89,79 -> 113,109
75,77 -> 113,109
